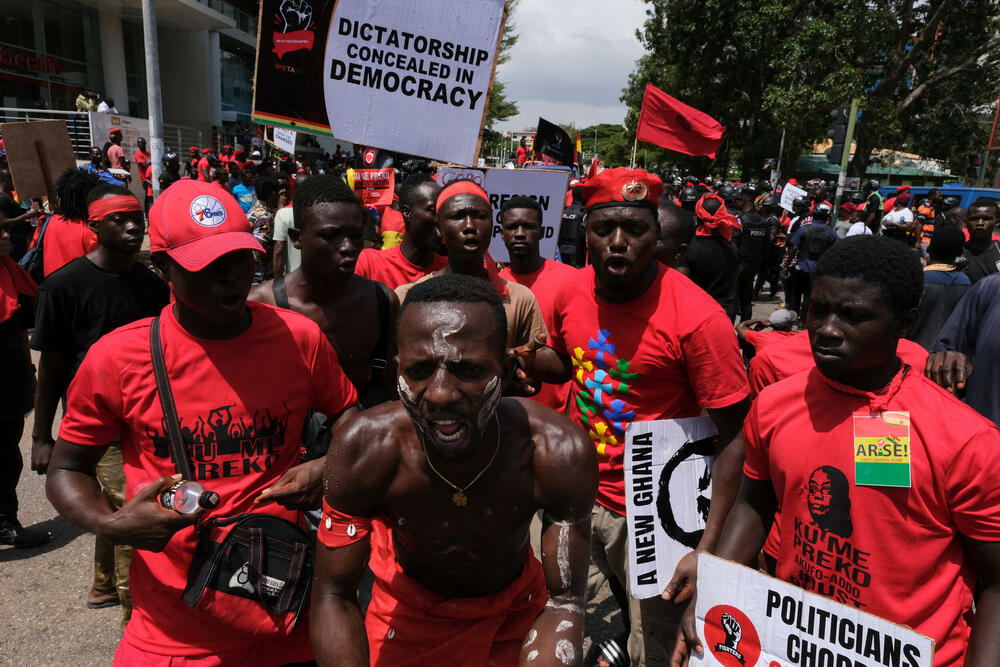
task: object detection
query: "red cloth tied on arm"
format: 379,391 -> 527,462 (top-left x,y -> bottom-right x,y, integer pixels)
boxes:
694,193 -> 741,242
88,195 -> 142,221
0,256 -> 37,324
318,498 -> 372,548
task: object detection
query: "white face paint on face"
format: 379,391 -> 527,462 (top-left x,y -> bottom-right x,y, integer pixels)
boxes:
476,375 -> 501,431
430,309 -> 467,360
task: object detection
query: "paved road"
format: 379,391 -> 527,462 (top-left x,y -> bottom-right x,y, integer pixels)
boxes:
1,299 -> 780,665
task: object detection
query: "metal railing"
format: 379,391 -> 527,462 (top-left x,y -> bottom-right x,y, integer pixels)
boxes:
196,0 -> 258,36
0,107 -> 216,160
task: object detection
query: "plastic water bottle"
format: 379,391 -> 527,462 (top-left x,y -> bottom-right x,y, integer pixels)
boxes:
159,481 -> 220,514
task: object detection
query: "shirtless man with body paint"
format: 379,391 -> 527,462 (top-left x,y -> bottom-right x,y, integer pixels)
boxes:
310,273 -> 598,667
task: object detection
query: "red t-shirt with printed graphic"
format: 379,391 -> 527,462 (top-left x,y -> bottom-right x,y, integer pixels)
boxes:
744,366 -> 1000,666
500,259 -> 579,412
58,302 -> 357,656
356,245 -> 447,290
548,264 -> 750,514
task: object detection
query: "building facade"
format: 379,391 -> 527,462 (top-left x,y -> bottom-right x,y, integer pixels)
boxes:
0,0 -> 258,131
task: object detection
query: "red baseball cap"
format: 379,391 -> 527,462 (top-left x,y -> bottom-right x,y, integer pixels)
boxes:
582,167 -> 663,211
149,180 -> 261,271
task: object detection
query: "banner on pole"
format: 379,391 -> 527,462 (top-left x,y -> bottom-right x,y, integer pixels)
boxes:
252,0 -> 505,165
779,183 -> 808,212
436,167 -> 569,262
354,168 -> 394,207
624,417 -> 718,599
690,553 -> 933,667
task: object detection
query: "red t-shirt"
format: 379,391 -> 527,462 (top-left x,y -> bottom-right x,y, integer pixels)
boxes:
548,264 -> 750,514
134,149 -> 150,172
380,207 -> 405,234
355,245 -> 447,290
143,164 -> 153,198
742,327 -> 797,353
107,143 -> 126,170
516,146 -> 528,165
197,157 -> 211,182
744,367 -> 1000,666
499,259 -> 578,412
32,215 -> 98,277
749,330 -> 929,558
748,330 -> 928,396
58,302 -> 357,655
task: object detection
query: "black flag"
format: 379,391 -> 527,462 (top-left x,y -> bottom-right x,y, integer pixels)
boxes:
534,117 -> 575,166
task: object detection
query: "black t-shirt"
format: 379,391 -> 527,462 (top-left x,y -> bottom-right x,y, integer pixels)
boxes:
683,235 -> 739,313
737,211 -> 770,265
962,242 -> 1000,284
30,256 -> 170,379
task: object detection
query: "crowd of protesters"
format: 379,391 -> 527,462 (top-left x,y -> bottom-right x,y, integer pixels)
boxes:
1,136 -> 999,667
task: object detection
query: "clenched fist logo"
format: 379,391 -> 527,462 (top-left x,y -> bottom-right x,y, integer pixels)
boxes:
279,0 -> 312,32
721,612 -> 742,649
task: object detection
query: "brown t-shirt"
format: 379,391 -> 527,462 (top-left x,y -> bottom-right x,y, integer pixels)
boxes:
395,271 -> 548,349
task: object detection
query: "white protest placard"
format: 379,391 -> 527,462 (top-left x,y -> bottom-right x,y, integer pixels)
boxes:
779,182 -> 808,212
624,417 -> 718,599
437,167 -> 569,262
272,126 -> 297,154
690,553 -> 933,667
323,0 -> 505,166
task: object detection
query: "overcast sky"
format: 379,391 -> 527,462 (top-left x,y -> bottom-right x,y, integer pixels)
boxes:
493,0 -> 648,133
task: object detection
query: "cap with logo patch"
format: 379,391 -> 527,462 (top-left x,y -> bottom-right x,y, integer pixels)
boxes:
149,180 -> 261,272
582,167 -> 663,211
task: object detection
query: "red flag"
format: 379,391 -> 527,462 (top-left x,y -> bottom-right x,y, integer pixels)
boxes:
636,83 -> 725,158
586,157 -> 600,180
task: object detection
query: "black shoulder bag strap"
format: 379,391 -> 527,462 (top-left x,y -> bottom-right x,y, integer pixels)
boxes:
149,317 -> 194,480
371,283 -> 389,375
272,275 -> 290,310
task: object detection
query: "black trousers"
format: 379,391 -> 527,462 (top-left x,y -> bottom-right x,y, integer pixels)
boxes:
737,263 -> 760,322
0,418 -> 25,524
787,268 -> 812,316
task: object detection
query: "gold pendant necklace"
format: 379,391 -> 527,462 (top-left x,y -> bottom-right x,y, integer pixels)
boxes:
421,414 -> 501,507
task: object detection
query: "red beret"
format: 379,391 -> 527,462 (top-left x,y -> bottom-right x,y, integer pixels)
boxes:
840,202 -> 857,214
897,185 -> 910,193
202,147 -> 213,153
188,146 -> 199,152
582,167 -> 663,211
109,128 -> 122,136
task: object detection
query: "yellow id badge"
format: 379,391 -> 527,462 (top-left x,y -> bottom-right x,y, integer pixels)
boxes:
852,411 -> 911,488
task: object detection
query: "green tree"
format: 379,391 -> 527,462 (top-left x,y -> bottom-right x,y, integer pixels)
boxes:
480,0 -> 521,159
623,0 -> 1000,180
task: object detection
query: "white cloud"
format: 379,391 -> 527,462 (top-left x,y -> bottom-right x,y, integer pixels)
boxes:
494,0 -> 648,132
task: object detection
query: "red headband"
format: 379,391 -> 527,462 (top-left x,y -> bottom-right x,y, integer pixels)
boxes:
694,194 -> 741,242
88,195 -> 142,221
436,181 -> 489,210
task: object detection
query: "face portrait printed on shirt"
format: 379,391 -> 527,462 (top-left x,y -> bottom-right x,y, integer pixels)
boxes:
806,465 -> 853,538
395,277 -> 506,462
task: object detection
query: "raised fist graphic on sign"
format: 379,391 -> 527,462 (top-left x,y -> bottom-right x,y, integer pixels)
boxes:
279,0 -> 312,32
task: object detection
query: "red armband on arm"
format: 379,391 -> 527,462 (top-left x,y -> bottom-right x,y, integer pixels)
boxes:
318,498 -> 372,548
